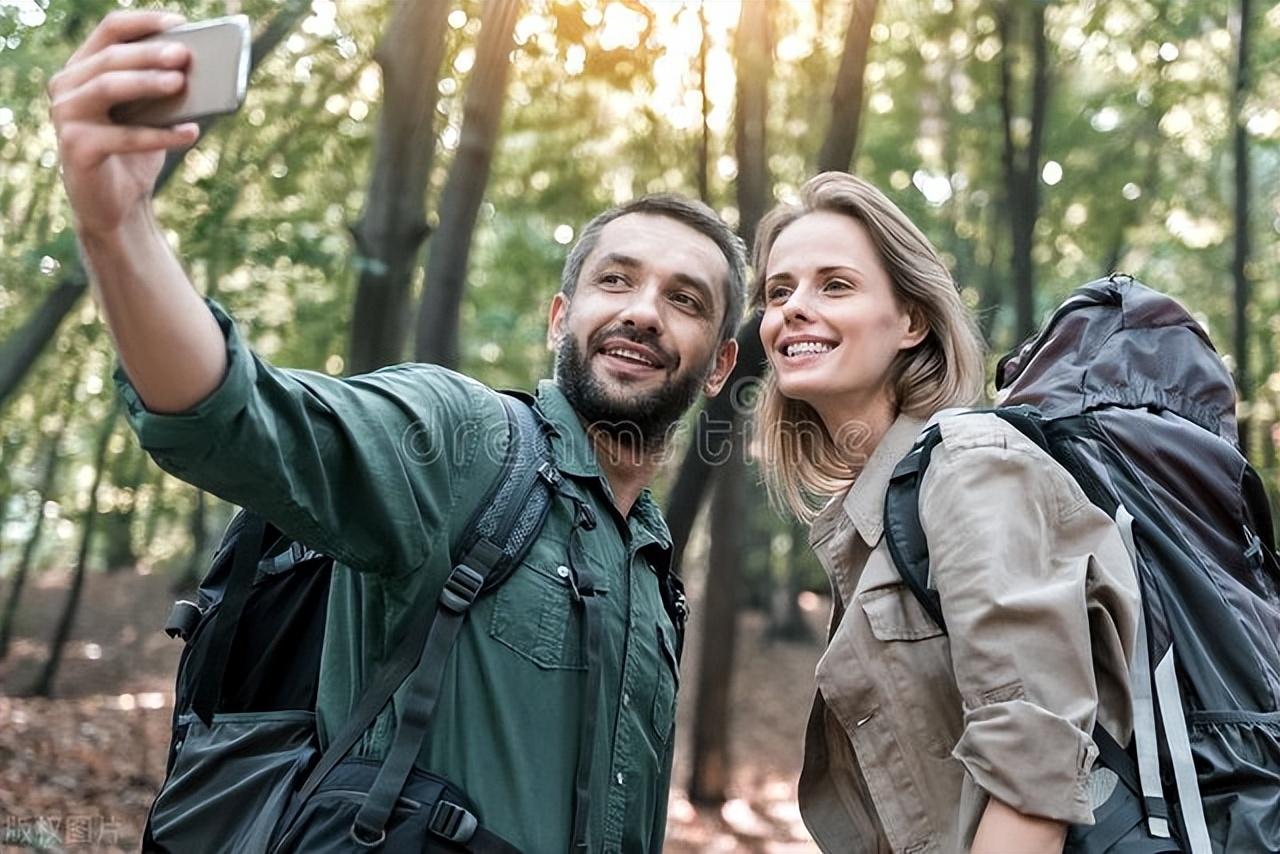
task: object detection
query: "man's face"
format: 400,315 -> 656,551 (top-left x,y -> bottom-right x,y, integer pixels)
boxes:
548,213 -> 738,448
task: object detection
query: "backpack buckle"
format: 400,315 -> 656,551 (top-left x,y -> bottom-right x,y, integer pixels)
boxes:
428,799 -> 478,843
348,822 -> 386,848
441,564 -> 484,613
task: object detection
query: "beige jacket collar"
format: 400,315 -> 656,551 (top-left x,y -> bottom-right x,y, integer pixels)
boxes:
809,414 -> 926,549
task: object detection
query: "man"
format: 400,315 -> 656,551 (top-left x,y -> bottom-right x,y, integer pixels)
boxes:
49,10 -> 744,852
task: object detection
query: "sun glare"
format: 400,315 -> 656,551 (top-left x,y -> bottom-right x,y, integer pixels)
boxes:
515,1 -> 743,133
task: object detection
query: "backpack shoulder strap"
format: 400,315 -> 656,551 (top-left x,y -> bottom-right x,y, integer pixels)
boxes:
883,423 -> 948,632
284,392 -> 556,847
883,405 -> 1052,635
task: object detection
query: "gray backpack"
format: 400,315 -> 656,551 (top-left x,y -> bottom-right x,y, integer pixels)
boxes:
884,276 -> 1280,853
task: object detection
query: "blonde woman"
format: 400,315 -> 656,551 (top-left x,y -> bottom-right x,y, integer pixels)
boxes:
752,172 -> 1140,853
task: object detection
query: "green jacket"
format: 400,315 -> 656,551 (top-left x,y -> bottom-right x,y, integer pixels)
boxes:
117,303 -> 681,853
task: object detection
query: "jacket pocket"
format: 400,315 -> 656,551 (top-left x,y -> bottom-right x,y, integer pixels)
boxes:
489,559 -> 585,670
857,584 -> 946,642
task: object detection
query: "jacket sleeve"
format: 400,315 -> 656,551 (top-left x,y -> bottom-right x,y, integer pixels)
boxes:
917,421 -> 1138,825
115,299 -> 506,577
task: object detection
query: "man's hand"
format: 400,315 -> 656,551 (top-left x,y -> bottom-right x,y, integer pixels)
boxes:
47,11 -> 229,414
49,10 -> 200,236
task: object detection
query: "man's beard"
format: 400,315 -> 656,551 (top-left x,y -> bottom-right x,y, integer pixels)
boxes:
555,329 -> 710,452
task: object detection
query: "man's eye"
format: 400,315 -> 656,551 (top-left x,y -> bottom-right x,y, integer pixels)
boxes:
671,292 -> 703,311
600,273 -> 628,287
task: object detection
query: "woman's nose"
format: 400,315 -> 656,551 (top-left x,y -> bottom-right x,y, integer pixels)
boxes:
781,290 -> 811,323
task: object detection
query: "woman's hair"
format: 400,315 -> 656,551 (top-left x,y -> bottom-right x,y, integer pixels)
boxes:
750,172 -> 986,522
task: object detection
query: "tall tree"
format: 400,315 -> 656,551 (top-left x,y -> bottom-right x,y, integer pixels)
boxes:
414,0 -> 522,368
0,434 -> 62,662
347,0 -> 452,373
816,0 -> 878,173
31,405 -> 119,697
687,0 -> 773,807
1231,0 -> 1254,453
996,0 -> 1050,340
696,0 -> 711,204
0,0 -> 312,411
666,0 -> 878,573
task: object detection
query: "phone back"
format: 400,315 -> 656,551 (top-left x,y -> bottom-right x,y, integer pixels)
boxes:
113,16 -> 250,127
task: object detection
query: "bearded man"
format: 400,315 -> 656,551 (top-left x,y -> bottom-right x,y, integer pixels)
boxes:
49,13 -> 745,852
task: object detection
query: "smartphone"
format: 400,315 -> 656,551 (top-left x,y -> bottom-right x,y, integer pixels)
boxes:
110,15 -> 251,127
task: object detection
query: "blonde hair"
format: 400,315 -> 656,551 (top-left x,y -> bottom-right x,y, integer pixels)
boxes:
751,172 -> 985,522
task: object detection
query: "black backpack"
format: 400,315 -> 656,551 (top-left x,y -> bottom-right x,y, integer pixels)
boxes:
884,275 -> 1280,854
144,391 -> 688,853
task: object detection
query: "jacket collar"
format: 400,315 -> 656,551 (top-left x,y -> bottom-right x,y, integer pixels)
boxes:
534,380 -> 671,550
809,413 -> 926,549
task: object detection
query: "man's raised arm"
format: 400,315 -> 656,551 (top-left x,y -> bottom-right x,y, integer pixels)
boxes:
50,10 -> 223,413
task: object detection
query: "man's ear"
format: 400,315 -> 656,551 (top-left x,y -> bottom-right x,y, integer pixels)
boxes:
547,293 -> 569,351
702,338 -> 739,397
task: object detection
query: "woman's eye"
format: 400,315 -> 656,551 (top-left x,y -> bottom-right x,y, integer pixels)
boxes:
766,287 -> 791,303
823,278 -> 854,292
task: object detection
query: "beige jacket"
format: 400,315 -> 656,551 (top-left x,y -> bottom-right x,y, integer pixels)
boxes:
798,412 -> 1141,854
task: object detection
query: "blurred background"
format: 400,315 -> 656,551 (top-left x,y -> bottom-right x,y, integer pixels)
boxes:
0,0 -> 1277,849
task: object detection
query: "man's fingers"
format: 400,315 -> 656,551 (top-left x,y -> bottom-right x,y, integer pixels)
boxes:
51,69 -> 185,124
59,121 -> 198,169
67,10 -> 186,66
51,40 -> 189,100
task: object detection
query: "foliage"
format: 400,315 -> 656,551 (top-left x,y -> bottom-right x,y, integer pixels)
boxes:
0,0 -> 1277,600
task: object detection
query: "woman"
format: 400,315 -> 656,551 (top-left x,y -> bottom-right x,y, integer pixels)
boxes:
751,172 -> 1140,853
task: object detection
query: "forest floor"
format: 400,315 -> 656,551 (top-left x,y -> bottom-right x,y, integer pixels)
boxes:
0,566 -> 825,852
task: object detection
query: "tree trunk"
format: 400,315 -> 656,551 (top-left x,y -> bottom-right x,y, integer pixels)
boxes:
30,406 -> 118,697
1231,0 -> 1253,453
347,0 -> 452,373
666,0 -> 876,569
101,447 -> 147,571
733,0 -> 772,249
666,316 -> 765,573
0,2 -> 311,411
769,519 -> 814,643
172,488 -> 209,594
816,0 -> 878,173
414,0 -> 522,368
997,1 -> 1049,341
696,1 -> 711,205
688,439 -> 745,804
686,0 -> 774,806
0,435 -> 61,662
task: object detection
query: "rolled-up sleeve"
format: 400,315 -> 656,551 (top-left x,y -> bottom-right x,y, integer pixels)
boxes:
918,430 -> 1125,825
114,299 -> 503,578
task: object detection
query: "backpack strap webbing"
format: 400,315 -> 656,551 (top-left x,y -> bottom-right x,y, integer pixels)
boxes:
275,394 -> 553,851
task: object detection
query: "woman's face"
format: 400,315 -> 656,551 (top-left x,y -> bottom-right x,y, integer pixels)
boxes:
759,211 -> 925,425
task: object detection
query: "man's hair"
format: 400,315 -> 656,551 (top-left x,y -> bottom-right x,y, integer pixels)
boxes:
560,194 -> 747,343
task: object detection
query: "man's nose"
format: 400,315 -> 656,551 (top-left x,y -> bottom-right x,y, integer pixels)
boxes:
619,281 -> 664,332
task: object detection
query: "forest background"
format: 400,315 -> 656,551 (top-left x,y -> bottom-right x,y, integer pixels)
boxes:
0,0 -> 1277,849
